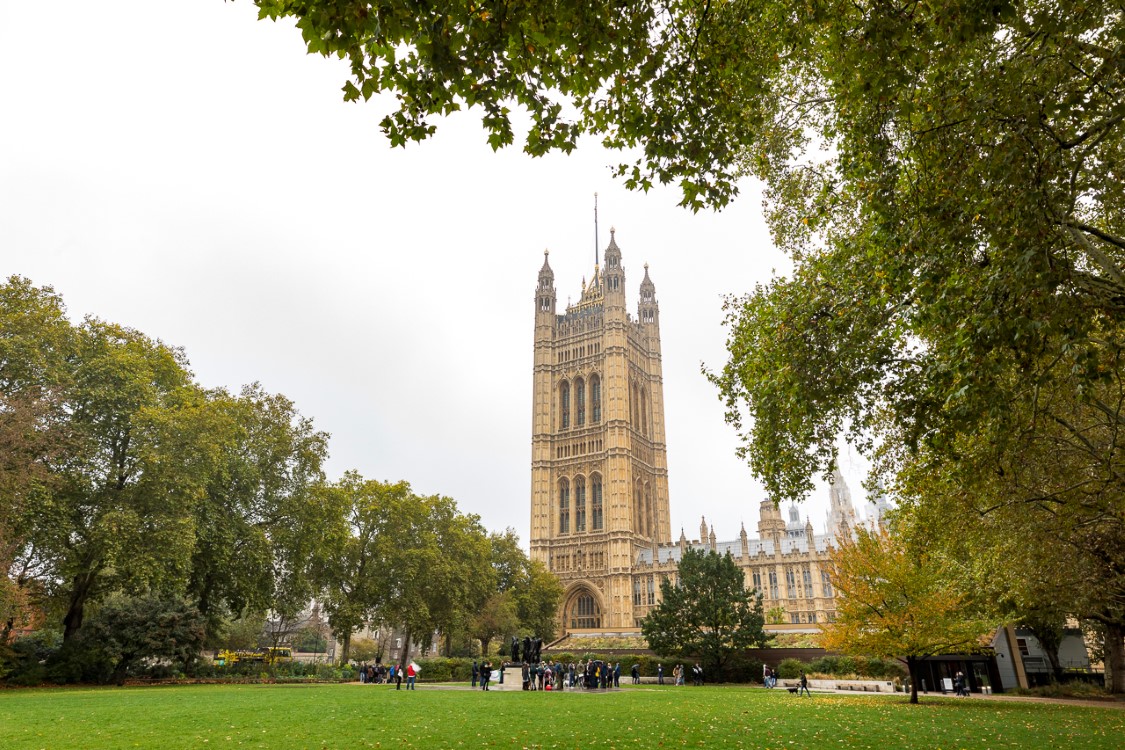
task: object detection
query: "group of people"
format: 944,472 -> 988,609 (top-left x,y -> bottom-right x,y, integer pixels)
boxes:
662,664 -> 703,686
356,661 -> 418,690
472,661 -> 495,690
762,665 -> 810,695
524,659 -> 622,690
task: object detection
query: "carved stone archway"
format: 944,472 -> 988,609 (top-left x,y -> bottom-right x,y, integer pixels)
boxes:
561,580 -> 606,631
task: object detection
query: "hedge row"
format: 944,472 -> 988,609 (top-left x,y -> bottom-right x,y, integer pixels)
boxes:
774,656 -> 906,680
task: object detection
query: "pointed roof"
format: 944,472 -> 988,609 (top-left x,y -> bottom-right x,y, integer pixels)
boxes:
641,262 -> 654,285
538,249 -> 554,282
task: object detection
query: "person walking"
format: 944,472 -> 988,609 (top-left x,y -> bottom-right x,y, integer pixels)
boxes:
631,663 -> 640,684
472,660 -> 479,688
406,661 -> 417,690
657,664 -> 664,685
798,672 -> 811,697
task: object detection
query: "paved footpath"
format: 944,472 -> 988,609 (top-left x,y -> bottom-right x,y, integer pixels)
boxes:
359,682 -> 1124,707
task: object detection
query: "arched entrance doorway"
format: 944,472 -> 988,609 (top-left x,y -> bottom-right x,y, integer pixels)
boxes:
565,586 -> 603,630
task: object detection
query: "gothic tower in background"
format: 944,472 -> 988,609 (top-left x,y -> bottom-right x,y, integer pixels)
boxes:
530,229 -> 672,632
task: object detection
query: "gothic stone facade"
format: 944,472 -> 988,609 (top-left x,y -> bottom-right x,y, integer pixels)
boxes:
530,231 -> 866,634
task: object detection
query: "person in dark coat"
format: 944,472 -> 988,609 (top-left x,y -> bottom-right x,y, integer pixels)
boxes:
631,663 -> 640,684
472,660 -> 479,688
481,661 -> 492,690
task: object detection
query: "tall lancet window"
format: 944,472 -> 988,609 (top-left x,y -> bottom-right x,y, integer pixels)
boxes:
558,478 -> 570,534
591,375 -> 602,423
575,377 -> 585,426
560,381 -> 570,429
591,475 -> 604,530
575,476 -> 587,532
634,479 -> 644,536
644,482 -> 653,538
641,387 -> 648,436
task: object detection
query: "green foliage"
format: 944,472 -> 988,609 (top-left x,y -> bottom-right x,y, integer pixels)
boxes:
43,638 -> 114,685
412,657 -> 478,683
349,637 -> 380,664
213,612 -> 267,652
776,658 -> 803,680
804,656 -> 906,680
765,607 -> 787,625
78,593 -> 206,685
0,630 -> 61,685
187,384 -> 329,643
294,625 -> 328,654
642,548 -> 769,679
248,0 -> 773,209
822,527 -> 997,703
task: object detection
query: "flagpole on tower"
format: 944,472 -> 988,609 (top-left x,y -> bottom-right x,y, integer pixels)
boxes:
594,192 -> 600,267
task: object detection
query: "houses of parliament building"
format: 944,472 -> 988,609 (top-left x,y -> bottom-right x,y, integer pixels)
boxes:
529,229 -> 887,637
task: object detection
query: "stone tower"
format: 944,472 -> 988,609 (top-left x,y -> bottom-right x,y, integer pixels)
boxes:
826,468 -> 859,541
530,229 -> 672,632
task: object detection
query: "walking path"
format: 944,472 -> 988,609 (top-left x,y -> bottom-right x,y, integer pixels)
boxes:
360,681 -> 1124,707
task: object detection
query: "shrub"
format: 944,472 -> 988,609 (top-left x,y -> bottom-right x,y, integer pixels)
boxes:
777,658 -> 803,679
44,639 -> 114,685
79,593 -> 206,685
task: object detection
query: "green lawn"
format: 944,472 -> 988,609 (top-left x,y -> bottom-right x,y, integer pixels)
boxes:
0,683 -> 1120,750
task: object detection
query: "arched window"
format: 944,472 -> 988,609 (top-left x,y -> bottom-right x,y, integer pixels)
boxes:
560,381 -> 570,429
591,474 -> 604,530
640,387 -> 648,436
590,375 -> 602,423
634,478 -> 644,537
574,476 -> 587,532
575,377 -> 585,426
558,478 -> 570,534
644,481 -> 653,538
631,382 -> 639,427
570,592 -> 601,629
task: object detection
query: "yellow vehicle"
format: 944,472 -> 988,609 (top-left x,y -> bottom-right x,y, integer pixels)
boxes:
215,647 -> 293,666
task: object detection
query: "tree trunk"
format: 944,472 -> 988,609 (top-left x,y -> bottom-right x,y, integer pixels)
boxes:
62,568 -> 98,642
400,626 -> 412,669
339,630 -> 352,665
480,636 -> 491,658
907,656 -> 919,704
1106,622 -> 1125,694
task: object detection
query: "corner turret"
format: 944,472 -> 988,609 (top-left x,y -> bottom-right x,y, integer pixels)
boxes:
602,227 -> 625,305
536,249 -> 556,320
638,262 -> 659,325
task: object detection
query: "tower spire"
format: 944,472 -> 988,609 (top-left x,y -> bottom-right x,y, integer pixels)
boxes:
594,192 -> 599,267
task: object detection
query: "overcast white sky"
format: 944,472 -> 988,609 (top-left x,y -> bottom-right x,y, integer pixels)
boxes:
0,1 -> 872,546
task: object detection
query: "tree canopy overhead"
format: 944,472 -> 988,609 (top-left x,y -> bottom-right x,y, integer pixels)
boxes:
250,0 -> 780,209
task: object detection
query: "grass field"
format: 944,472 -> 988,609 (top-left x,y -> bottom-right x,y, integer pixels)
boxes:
1,683 -> 1121,750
